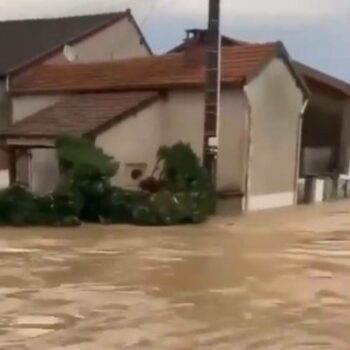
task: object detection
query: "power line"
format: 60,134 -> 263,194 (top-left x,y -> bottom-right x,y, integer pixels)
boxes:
106,0 -> 161,54
139,0 -> 161,28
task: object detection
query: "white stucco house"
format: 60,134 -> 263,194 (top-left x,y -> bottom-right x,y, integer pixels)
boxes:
0,37 -> 311,213
0,10 -> 152,187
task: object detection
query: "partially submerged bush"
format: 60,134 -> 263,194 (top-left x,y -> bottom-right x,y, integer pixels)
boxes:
55,136 -> 119,223
56,136 -> 118,179
0,185 -> 80,227
133,142 -> 215,225
0,185 -> 39,226
0,139 -> 215,227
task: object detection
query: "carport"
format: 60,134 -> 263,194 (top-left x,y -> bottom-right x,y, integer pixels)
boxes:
295,62 -> 350,199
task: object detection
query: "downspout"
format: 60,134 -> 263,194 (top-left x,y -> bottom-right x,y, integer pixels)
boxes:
243,87 -> 253,212
5,74 -> 10,92
294,98 -> 309,204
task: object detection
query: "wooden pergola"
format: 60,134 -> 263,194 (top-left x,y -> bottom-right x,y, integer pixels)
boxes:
0,137 -> 55,186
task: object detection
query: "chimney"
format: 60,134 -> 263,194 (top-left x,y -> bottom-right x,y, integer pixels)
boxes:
185,29 -> 208,44
182,29 -> 207,65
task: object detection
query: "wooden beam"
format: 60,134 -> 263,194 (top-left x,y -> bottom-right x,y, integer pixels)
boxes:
8,147 -> 17,186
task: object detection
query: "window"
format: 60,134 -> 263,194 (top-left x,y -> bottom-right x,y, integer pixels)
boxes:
125,163 -> 147,187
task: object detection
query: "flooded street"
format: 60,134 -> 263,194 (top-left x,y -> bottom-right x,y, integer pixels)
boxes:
1,201 -> 350,349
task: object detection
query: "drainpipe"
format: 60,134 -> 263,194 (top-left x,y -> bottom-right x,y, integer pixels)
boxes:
295,98 -> 309,204
243,88 -> 253,212
5,74 -> 10,92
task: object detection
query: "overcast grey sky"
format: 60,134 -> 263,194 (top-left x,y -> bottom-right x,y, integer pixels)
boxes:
1,0 -> 349,81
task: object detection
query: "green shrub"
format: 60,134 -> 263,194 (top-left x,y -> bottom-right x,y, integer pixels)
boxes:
52,191 -> 81,226
0,185 -> 39,226
0,139 -> 215,227
134,142 -> 216,225
56,136 -> 118,179
55,136 -> 119,223
99,187 -> 133,223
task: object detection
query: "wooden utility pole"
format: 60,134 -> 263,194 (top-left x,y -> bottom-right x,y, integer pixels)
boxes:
203,0 -> 221,169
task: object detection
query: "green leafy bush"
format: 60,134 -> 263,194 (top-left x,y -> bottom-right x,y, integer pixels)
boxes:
0,139 -> 215,227
134,142 -> 215,224
56,136 -> 118,178
99,187 -> 133,223
55,136 -> 119,223
0,185 -> 39,226
0,185 -> 80,227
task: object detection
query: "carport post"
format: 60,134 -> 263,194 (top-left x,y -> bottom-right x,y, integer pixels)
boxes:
8,146 -> 17,185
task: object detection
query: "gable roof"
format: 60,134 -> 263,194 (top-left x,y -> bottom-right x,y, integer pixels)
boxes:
294,61 -> 350,98
11,42 -> 308,96
0,11 -> 139,77
0,92 -> 159,138
170,28 -> 348,98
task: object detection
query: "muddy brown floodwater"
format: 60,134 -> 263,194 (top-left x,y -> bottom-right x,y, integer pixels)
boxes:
1,201 -> 350,349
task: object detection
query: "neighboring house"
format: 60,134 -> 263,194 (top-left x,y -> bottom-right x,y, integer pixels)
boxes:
0,40 -> 308,212
294,62 -> 350,178
0,10 -> 152,179
172,30 -> 350,200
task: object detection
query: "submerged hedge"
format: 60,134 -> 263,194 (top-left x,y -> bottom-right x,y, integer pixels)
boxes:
0,137 -> 215,227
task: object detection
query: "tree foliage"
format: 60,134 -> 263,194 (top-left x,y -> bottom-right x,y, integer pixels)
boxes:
56,136 -> 118,179
0,184 -> 80,226
133,142 -> 215,225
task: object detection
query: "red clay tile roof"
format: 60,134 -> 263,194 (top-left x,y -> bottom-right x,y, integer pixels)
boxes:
11,42 -> 294,94
0,92 -> 159,138
168,29 -> 348,98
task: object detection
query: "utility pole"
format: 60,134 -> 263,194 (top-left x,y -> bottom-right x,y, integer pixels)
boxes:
203,0 -> 221,173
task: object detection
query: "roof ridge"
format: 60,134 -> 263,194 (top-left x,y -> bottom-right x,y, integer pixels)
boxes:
34,52 -> 181,69
10,40 -> 307,96
0,10 -> 128,23
35,43 -> 278,70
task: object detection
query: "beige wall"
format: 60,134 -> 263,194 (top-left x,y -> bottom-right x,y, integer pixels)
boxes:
46,17 -> 150,65
245,58 -> 304,210
0,79 -> 12,169
17,89 -> 249,198
162,90 -> 205,160
95,91 -> 207,189
10,94 -> 62,191
217,90 -> 248,193
0,80 -> 11,129
0,169 -> 8,188
12,94 -> 63,122
96,100 -> 163,188
15,99 -> 163,193
31,149 -> 60,195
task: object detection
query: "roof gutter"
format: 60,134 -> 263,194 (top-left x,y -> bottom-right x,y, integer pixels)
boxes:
5,75 -> 11,92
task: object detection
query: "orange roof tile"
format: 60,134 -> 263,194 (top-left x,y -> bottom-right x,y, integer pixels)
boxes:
0,92 -> 159,138
11,43 -> 284,93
